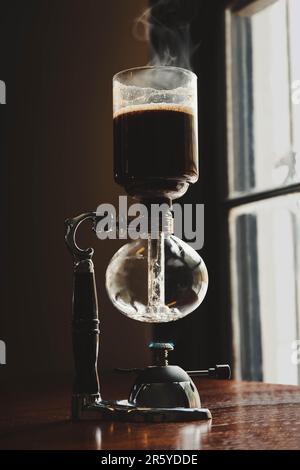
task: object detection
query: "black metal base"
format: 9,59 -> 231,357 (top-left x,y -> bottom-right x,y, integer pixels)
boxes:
72,395 -> 211,423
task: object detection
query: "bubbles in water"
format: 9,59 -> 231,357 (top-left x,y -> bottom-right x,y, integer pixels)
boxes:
105,235 -> 208,323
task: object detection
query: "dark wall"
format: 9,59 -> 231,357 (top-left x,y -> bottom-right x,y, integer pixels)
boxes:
0,0 -> 152,383
0,0 -> 231,387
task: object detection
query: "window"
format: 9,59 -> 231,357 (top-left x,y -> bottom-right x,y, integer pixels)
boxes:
226,0 -> 300,383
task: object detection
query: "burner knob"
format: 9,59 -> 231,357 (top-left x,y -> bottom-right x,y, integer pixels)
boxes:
149,342 -> 174,366
187,364 -> 231,380
208,364 -> 231,379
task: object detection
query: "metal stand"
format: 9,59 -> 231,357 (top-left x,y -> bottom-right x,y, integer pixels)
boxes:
65,212 -> 230,423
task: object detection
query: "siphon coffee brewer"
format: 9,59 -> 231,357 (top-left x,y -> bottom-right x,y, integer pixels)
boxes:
65,66 -> 230,422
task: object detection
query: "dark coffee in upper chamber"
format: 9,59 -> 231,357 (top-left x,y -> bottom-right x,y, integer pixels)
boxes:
113,105 -> 198,200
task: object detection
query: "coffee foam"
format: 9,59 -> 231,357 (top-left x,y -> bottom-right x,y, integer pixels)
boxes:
113,103 -> 195,119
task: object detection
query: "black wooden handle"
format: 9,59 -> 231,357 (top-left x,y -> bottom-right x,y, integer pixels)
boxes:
72,260 -> 100,395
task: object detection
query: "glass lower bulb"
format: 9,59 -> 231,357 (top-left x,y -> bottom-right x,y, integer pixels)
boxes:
105,235 -> 208,323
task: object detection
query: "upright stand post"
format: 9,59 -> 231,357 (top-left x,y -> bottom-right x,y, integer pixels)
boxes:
65,212 -> 100,420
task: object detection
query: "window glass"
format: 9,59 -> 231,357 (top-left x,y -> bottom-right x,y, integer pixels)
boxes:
289,0 -> 300,168
229,194 -> 300,384
227,0 -> 299,197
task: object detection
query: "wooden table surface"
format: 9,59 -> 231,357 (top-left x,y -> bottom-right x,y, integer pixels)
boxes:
0,375 -> 300,450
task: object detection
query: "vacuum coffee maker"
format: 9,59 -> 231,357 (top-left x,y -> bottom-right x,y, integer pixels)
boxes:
65,67 -> 230,423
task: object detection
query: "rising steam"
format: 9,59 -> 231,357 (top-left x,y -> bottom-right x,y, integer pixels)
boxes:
133,0 -> 197,71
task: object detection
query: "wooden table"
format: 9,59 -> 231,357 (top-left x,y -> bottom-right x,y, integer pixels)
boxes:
0,375 -> 300,450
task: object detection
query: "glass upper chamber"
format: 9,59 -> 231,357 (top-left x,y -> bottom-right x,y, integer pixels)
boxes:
113,67 -> 198,201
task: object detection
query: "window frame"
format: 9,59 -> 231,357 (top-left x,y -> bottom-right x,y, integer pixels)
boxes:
224,0 -> 300,380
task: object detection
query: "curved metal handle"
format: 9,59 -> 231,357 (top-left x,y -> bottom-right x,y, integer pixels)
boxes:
65,212 -> 96,263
